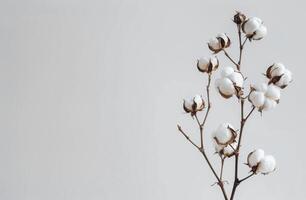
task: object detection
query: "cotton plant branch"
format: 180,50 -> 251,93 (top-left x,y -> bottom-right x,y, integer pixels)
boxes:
178,11 -> 293,200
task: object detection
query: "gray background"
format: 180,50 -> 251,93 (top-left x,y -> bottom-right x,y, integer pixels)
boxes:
0,0 -> 304,199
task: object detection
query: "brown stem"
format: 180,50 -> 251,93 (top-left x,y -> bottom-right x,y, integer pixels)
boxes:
202,74 -> 212,126
239,173 -> 255,183
177,125 -> 199,149
220,156 -> 225,181
222,50 -> 239,68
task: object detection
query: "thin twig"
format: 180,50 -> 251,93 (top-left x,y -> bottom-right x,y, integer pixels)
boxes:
220,156 -> 225,181
201,74 -> 212,126
239,173 -> 255,183
222,49 -> 239,68
177,125 -> 199,149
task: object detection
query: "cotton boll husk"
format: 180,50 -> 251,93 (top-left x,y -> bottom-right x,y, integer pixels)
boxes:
248,149 -> 265,167
212,139 -> 224,153
243,17 -> 262,35
197,57 -> 210,71
263,98 -> 277,111
265,85 -> 280,101
214,123 -> 234,144
257,155 -> 276,174
221,67 -> 234,77
249,91 -> 265,108
228,72 -> 244,87
218,78 -> 235,96
271,63 -> 286,77
253,25 -> 267,40
208,37 -> 221,50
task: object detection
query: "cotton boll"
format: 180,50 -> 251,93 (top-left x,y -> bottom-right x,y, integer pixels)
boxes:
218,78 -> 235,97
276,69 -> 292,88
221,67 -> 235,78
257,155 -> 276,174
253,25 -> 267,40
214,123 -> 236,145
265,85 -> 280,101
208,37 -> 221,51
249,91 -> 265,108
228,72 -> 244,87
262,98 -> 277,111
217,33 -> 229,46
243,17 -> 262,35
247,149 -> 265,167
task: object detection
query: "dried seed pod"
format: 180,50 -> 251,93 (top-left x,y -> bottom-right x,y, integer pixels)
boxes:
197,56 -> 219,73
208,33 -> 231,53
233,11 -> 246,25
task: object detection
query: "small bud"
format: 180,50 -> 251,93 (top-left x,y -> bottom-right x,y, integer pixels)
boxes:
197,56 -> 219,73
215,67 -> 244,99
183,95 -> 205,116
233,11 -> 246,25
242,17 -> 267,40
247,149 -> 265,168
266,63 -> 292,89
257,155 -> 276,175
208,33 -> 231,53
212,123 -> 237,146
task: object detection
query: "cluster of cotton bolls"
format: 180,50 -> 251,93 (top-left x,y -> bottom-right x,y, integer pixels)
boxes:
215,67 -> 244,98
212,123 -> 238,157
248,83 -> 280,112
183,95 -> 205,116
266,63 -> 293,89
249,63 -> 292,112
208,33 -> 231,53
247,149 -> 276,175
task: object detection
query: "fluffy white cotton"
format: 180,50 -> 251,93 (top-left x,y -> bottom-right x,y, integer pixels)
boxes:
228,72 -> 244,87
223,142 -> 237,157
217,78 -> 236,96
217,33 -> 229,44
208,33 -> 230,52
243,17 -> 262,35
208,37 -> 221,50
193,95 -> 203,109
253,25 -> 267,40
253,83 -> 268,93
270,63 -> 286,77
257,155 -> 276,174
183,98 -> 193,111
248,149 -> 265,167
249,91 -> 265,107
213,123 -> 235,144
197,57 -> 210,71
265,85 -> 280,101
216,67 -> 244,98
262,98 -> 277,111
276,69 -> 292,88
221,67 -> 235,77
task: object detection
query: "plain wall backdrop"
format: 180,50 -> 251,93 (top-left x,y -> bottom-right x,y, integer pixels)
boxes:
0,0 -> 304,199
